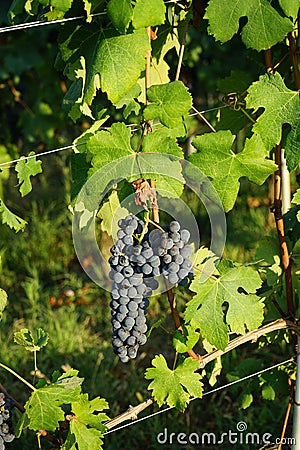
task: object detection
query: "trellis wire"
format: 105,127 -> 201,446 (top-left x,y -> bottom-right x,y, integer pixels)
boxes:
0,105 -> 228,169
0,0 -> 183,34
0,12 -> 105,33
104,357 -> 294,436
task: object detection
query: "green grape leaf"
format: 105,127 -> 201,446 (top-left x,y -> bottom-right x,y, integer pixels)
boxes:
142,127 -> 184,158
14,328 -> 49,352
246,72 -> 300,171
59,26 -> 150,118
87,122 -> 134,166
15,153 -> 42,197
98,29 -> 150,104
71,394 -> 109,430
145,355 -> 203,411
73,117 -> 110,154
63,394 -> 109,450
185,261 -> 264,350
144,81 -> 192,128
107,0 -> 133,33
0,289 -> 7,320
173,324 -> 200,353
24,374 -> 83,431
97,190 -> 128,235
189,131 -> 277,212
205,0 -> 293,51
132,0 -> 166,29
0,199 -> 27,232
279,0 -> 300,19
86,123 -> 185,199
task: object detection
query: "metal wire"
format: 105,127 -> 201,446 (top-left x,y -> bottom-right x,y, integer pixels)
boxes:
104,357 -> 294,436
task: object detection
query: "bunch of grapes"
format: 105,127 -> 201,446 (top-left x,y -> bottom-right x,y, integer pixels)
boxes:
0,393 -> 15,449
108,215 -> 193,363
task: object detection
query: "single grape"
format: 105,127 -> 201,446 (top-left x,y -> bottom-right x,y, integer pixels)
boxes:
169,220 -> 180,232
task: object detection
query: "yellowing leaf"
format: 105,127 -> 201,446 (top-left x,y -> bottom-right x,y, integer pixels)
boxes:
15,153 -> 42,197
98,29 -> 150,104
87,122 -> 134,167
24,375 -> 83,431
278,0 -> 300,19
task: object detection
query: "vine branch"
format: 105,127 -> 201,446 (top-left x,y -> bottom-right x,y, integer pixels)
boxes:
197,318 -> 299,369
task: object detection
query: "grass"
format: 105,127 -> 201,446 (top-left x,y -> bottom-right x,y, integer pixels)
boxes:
0,158 -> 295,449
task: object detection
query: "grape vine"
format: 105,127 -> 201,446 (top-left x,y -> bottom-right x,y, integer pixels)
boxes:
0,0 -> 300,449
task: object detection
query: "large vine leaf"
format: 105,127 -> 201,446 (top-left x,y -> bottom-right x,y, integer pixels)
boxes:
132,0 -> 166,29
184,261 -> 264,350
24,372 -> 83,431
143,81 -> 192,128
85,123 -> 185,198
15,153 -> 42,197
189,131 -> 277,212
0,199 -> 27,232
145,355 -> 203,412
14,328 -> 49,352
97,29 -> 150,104
59,26 -> 150,119
63,394 -> 109,450
205,0 -> 293,51
246,72 -> 300,171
